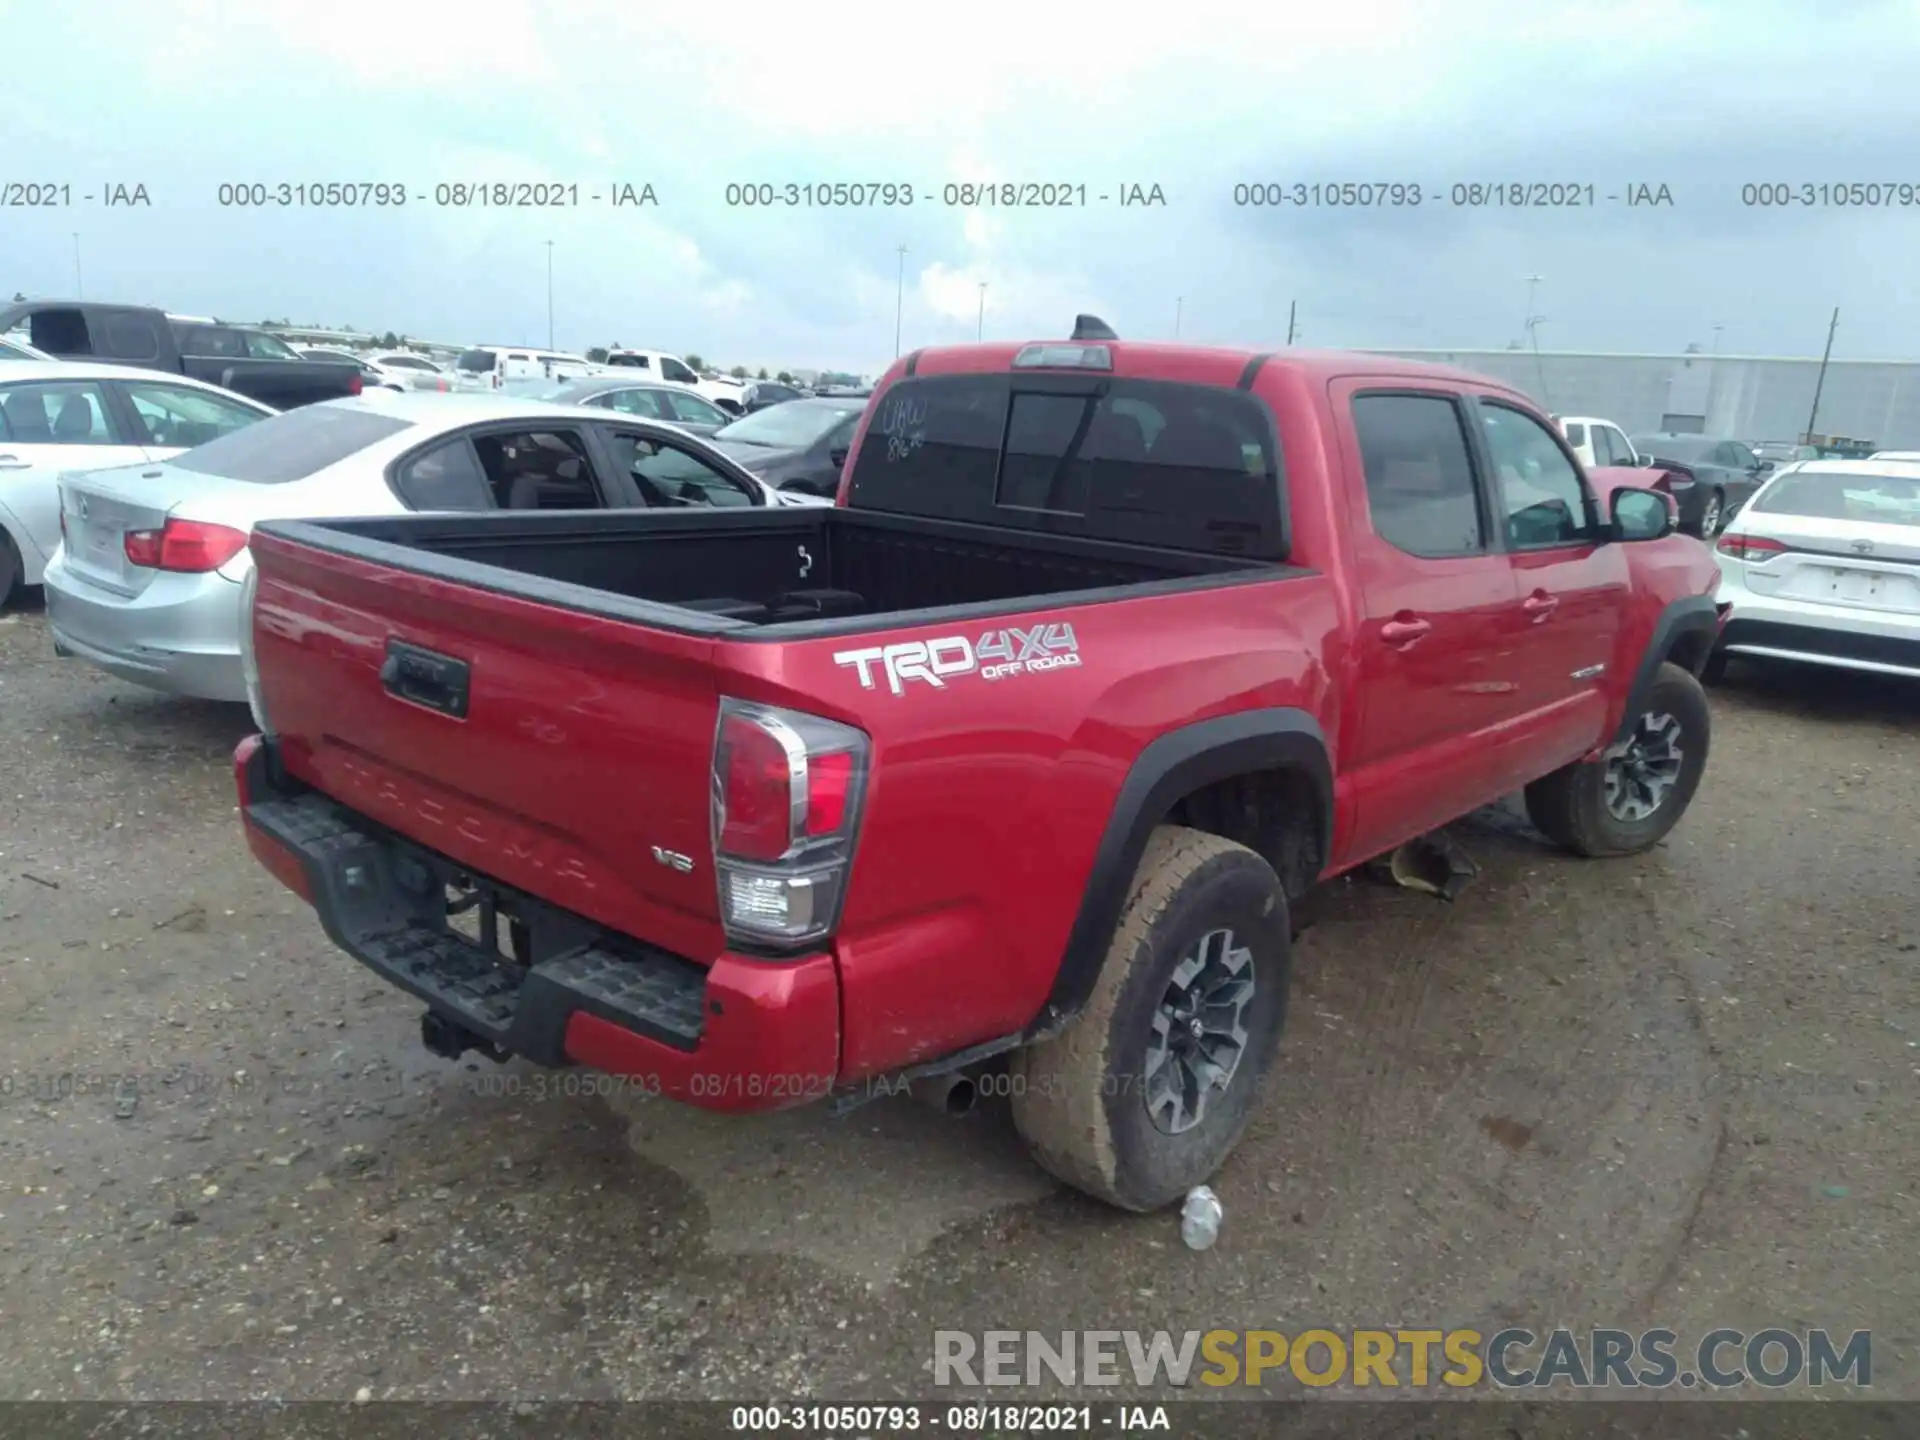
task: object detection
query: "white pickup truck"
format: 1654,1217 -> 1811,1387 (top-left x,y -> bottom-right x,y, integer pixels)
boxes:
1557,415 -> 1645,471
603,350 -> 746,414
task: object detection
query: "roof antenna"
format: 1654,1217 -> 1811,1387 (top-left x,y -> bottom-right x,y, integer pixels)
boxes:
1070,314 -> 1118,341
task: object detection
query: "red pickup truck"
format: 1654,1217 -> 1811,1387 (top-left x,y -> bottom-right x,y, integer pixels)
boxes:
234,320 -> 1722,1211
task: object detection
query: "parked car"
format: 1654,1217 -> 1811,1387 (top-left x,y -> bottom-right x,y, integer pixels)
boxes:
42,392 -> 823,698
1628,433 -> 1772,539
368,352 -> 453,392
232,318 -> 1719,1212
0,302 -> 364,410
451,346 -> 600,393
603,350 -> 746,413
707,395 -> 870,498
1556,415 -> 1644,471
300,347 -> 406,392
528,378 -> 735,435
302,348 -> 452,394
0,335 -> 56,362
0,361 -> 274,606
741,380 -> 804,413
1706,458 -> 1920,683
1754,441 -> 1820,466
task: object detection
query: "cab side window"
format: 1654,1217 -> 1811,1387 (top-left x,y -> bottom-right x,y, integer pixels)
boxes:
1351,393 -> 1485,559
1479,402 -> 1591,549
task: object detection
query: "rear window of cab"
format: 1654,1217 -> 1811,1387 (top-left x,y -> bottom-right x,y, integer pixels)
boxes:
846,373 -> 1286,559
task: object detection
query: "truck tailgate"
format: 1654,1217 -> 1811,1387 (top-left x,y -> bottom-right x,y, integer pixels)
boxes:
248,526 -> 727,963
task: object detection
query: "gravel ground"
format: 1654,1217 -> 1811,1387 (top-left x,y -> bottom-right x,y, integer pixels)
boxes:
2,598 -> 1916,1409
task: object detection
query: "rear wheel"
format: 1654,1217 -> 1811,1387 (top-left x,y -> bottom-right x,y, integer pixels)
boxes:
1525,661 -> 1711,856
1010,826 -> 1291,1211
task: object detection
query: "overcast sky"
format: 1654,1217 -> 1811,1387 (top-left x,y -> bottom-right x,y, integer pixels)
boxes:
5,0 -> 1919,373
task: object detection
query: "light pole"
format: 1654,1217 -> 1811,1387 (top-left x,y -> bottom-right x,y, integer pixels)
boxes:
1526,315 -> 1552,409
977,281 -> 987,341
894,245 -> 909,357
1174,296 -> 1184,338
1710,323 -> 1723,357
545,241 -> 555,350
1521,274 -> 1543,344
72,233 -> 82,298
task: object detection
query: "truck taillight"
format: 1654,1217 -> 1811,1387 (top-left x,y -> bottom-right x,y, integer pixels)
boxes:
711,698 -> 869,950
124,519 -> 249,572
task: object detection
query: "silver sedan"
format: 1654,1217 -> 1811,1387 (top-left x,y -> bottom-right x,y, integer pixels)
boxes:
44,389 -> 827,703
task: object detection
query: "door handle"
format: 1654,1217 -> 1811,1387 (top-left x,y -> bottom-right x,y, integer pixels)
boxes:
1522,590 -> 1559,621
0,456 -> 30,470
1380,616 -> 1432,645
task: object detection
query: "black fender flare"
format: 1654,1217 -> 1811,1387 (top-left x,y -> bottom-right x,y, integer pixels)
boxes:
1036,708 -> 1332,1027
1614,594 -> 1719,743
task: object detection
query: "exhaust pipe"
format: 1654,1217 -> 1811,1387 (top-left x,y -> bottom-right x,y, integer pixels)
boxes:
910,1072 -> 978,1117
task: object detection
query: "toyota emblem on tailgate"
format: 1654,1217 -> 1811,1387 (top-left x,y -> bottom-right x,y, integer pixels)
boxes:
1852,539 -> 1875,554
74,494 -> 89,520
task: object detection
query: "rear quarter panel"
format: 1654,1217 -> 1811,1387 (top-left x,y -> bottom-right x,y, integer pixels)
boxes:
716,571 -> 1341,1080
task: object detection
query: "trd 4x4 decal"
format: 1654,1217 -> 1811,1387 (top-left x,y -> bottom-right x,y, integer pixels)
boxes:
834,623 -> 1081,696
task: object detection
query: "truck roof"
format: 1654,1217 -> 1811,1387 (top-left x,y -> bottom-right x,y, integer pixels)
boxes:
901,337 -> 1528,395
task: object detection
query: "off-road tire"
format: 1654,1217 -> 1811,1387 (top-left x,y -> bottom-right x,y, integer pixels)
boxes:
1009,826 -> 1291,1211
0,529 -> 21,610
1525,661 -> 1711,857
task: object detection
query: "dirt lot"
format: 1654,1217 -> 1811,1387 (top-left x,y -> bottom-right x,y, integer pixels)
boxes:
2,597 -> 1917,1406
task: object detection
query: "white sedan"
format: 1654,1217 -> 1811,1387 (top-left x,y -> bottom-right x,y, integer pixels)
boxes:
1707,457 -> 1920,681
0,361 -> 274,606
43,389 -> 827,700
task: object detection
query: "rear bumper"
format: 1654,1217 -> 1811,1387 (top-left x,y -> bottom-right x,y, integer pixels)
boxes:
44,553 -> 247,701
234,735 -> 841,1112
1713,575 -> 1920,678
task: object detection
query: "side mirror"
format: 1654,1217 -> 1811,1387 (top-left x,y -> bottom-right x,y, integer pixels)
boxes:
829,447 -> 849,467
1754,459 -> 1775,475
1610,486 -> 1673,542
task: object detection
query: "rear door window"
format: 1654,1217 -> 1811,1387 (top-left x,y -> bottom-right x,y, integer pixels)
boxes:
164,402 -> 409,480
456,349 -> 498,375
846,373 -> 1284,557
101,311 -> 162,361
1351,393 -> 1486,558
472,428 -> 600,509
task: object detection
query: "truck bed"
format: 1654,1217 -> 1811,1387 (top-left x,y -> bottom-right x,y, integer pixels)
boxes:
257,506 -> 1281,639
